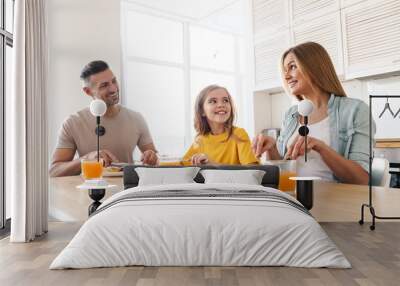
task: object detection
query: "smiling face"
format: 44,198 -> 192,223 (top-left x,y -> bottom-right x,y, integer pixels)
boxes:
202,88 -> 232,126
85,69 -> 120,107
282,52 -> 313,98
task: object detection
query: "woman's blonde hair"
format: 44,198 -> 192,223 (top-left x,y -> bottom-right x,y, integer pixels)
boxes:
281,41 -> 346,100
194,85 -> 236,138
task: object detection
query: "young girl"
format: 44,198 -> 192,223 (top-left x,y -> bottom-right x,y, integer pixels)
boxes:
182,85 -> 258,165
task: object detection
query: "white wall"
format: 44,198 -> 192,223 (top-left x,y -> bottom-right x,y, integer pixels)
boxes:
253,91 -> 271,134
47,0 -> 121,157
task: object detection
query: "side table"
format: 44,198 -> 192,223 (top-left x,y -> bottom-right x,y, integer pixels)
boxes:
77,183 -> 117,216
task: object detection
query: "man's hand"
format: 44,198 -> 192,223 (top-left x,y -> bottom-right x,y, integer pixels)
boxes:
286,135 -> 326,160
191,153 -> 209,165
141,150 -> 158,165
252,134 -> 277,158
82,149 -> 119,167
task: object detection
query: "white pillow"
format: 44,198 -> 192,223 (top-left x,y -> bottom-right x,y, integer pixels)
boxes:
200,169 -> 266,185
136,167 -> 200,186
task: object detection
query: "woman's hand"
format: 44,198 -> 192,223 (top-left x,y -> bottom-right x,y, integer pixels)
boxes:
191,153 -> 209,165
252,134 -> 277,158
286,135 -> 326,159
286,135 -> 368,184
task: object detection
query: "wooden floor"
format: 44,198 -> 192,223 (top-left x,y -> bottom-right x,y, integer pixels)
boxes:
1,222 -> 400,286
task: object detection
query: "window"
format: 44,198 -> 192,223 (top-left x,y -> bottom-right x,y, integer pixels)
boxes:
190,26 -> 235,72
1,0 -> 14,232
122,10 -> 186,158
125,61 -> 185,157
124,10 -> 183,64
121,2 -> 247,159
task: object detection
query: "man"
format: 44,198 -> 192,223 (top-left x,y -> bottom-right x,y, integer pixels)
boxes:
49,60 -> 158,177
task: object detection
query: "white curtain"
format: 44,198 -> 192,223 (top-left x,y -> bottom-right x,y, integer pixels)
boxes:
10,0 -> 48,242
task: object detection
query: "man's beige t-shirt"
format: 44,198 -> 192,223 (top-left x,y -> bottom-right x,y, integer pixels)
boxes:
56,105 -> 153,163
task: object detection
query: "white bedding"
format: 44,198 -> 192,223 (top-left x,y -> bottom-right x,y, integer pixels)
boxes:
50,183 -> 350,269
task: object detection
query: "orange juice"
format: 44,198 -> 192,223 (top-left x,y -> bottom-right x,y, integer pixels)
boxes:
159,161 -> 183,166
278,170 -> 296,192
158,155 -> 191,166
81,160 -> 103,179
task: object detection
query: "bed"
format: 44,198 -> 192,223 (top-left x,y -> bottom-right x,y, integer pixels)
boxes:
50,165 -> 350,269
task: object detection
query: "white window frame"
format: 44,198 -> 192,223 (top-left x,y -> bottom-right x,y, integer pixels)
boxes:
120,3 -> 246,155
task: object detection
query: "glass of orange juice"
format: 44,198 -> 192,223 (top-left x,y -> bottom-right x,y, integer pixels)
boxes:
158,154 -> 185,166
81,159 -> 103,180
277,160 -> 297,192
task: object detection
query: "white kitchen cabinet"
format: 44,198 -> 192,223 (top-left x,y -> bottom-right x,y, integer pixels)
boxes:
251,0 -> 400,92
254,31 -> 291,90
252,0 -> 291,90
340,0 -> 363,9
342,0 -> 400,79
292,12 -> 344,76
252,0 -> 289,40
291,0 -> 339,25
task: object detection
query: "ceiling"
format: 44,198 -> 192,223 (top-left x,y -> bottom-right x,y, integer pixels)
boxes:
126,0 -> 240,21
125,0 -> 245,33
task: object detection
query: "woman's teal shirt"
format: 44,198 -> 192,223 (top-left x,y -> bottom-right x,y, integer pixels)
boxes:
276,94 -> 376,174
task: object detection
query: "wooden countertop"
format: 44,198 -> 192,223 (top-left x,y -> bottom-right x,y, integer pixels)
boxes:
310,181 -> 400,221
49,176 -> 400,222
376,139 -> 400,148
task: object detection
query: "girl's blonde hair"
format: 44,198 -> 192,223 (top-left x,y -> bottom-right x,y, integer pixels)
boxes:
281,41 -> 346,100
193,85 -> 236,138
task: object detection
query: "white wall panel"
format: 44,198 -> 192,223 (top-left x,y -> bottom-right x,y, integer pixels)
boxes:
254,31 -> 290,90
342,0 -> 400,78
293,12 -> 344,75
252,0 -> 289,40
291,0 -> 339,24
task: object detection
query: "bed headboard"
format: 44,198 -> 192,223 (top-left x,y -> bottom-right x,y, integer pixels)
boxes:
123,164 -> 280,189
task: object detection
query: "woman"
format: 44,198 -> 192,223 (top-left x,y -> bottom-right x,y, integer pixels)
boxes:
252,42 -> 374,184
183,85 -> 258,165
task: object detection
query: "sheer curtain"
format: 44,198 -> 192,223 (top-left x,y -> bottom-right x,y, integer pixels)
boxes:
10,0 -> 48,242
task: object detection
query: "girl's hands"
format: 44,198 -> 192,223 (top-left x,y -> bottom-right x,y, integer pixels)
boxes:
191,153 -> 209,165
252,134 -> 277,158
